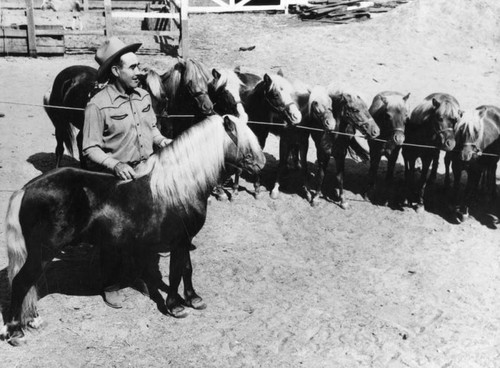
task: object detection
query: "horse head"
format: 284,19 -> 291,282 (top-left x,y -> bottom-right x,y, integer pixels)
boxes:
332,91 -> 380,138
262,73 -> 302,126
209,69 -> 248,123
370,92 -> 410,155
428,95 -> 461,151
222,115 -> 266,175
308,85 -> 336,131
455,108 -> 484,162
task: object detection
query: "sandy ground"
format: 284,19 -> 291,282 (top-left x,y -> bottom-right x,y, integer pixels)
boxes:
0,0 -> 499,366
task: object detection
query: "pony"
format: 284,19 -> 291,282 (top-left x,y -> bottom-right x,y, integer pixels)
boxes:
448,105 -> 500,222
0,115 -> 265,346
402,93 -> 462,212
309,86 -> 380,209
155,58 -> 215,138
282,85 -> 337,204
366,91 -> 411,201
241,71 -> 304,199
43,65 -> 168,169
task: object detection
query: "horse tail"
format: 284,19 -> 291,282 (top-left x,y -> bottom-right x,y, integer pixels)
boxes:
5,189 -> 38,324
347,136 -> 370,162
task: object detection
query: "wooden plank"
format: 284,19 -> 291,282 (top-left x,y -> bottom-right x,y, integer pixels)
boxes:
111,11 -> 180,19
103,0 -> 113,36
63,29 -> 106,36
187,4 -> 286,13
180,0 -> 189,58
25,0 -> 37,57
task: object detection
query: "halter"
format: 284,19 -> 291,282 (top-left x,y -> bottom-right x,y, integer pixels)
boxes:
264,90 -> 297,115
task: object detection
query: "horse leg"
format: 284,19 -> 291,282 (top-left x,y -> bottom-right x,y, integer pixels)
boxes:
444,152 -> 452,189
385,147 -> 401,205
415,156 -> 433,212
299,138 -> 311,202
231,169 -> 242,199
165,247 -> 190,318
403,154 -> 416,206
54,127 -> 65,168
181,246 -> 206,310
334,152 -> 348,209
271,137 -> 289,199
366,146 -> 381,201
311,150 -> 329,206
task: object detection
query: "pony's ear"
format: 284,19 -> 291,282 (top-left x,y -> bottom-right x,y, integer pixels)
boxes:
277,69 -> 284,77
223,115 -> 237,135
212,68 -> 221,80
403,93 -> 410,101
458,109 -> 464,118
263,73 -> 272,87
381,96 -> 388,105
311,100 -> 319,112
234,66 -> 241,74
432,98 -> 441,109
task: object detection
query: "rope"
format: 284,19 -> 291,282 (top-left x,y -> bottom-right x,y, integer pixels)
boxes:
0,99 -> 499,157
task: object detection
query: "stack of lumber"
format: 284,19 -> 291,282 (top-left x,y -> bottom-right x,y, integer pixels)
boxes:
296,0 -> 410,24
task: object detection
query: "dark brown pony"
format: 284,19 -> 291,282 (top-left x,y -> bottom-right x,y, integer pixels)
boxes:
402,93 -> 462,212
366,91 -> 411,200
309,87 -> 380,209
449,105 -> 500,222
0,115 -> 265,346
155,58 -> 215,138
242,72 -> 304,199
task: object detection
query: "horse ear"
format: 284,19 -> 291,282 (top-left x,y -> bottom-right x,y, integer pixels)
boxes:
458,109 -> 464,118
432,98 -> 441,109
403,93 -> 410,101
311,100 -> 319,111
263,73 -> 272,86
234,66 -> 241,74
212,68 -> 221,80
223,115 -> 237,135
277,69 -> 284,77
380,96 -> 388,105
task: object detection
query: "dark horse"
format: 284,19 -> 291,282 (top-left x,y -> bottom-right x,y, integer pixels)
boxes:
309,87 -> 380,209
153,58 -> 215,138
242,71 -> 304,199
43,65 -> 99,168
448,106 -> 500,222
366,91 -> 411,201
0,115 -> 265,346
402,93 -> 462,212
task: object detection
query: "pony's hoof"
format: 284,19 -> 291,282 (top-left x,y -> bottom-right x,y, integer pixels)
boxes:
8,332 -> 26,347
340,201 -> 349,210
415,204 -> 425,214
188,297 -> 207,310
168,305 -> 188,318
456,211 -> 469,223
0,325 -> 9,340
27,317 -> 46,330
215,192 -> 228,202
270,188 -> 280,200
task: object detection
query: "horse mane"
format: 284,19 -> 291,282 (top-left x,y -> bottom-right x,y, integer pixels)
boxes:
456,109 -> 484,144
411,95 -> 460,126
162,59 -> 184,102
213,69 -> 243,95
185,58 -> 212,90
308,85 -> 330,116
142,68 -> 165,101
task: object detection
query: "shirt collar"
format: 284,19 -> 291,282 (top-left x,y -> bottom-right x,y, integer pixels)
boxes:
106,83 -> 143,102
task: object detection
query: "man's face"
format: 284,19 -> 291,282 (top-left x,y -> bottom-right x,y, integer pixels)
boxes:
112,52 -> 140,91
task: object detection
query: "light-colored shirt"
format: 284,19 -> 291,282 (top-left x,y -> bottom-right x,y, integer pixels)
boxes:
82,84 -> 166,171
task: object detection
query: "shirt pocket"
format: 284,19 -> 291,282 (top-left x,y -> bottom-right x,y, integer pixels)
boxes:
110,113 -> 128,120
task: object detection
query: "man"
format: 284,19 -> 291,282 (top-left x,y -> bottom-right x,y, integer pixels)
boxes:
82,37 -> 171,307
83,36 -> 170,179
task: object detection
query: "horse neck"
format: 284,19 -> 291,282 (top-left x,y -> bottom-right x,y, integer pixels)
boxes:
147,117 -> 225,207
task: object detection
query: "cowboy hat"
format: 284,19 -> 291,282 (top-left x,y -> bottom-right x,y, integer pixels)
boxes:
95,37 -> 142,82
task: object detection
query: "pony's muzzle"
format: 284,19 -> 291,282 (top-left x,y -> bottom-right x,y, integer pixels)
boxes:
443,138 -> 456,151
287,105 -> 302,125
367,120 -> 380,138
393,132 -> 405,145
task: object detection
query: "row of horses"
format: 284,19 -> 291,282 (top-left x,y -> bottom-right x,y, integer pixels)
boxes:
2,57 -> 499,345
43,58 -> 500,217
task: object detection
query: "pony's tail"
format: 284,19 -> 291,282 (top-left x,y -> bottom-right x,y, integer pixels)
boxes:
347,136 -> 370,163
5,190 -> 38,325
43,89 -> 74,157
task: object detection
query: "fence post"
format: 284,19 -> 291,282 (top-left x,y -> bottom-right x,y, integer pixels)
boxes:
25,0 -> 37,57
104,0 -> 113,37
180,0 -> 189,58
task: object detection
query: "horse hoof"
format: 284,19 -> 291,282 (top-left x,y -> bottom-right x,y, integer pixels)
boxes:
168,305 -> 188,319
457,212 -> 469,223
270,189 -> 280,200
216,193 -> 228,202
340,201 -> 349,210
27,317 -> 46,330
188,297 -> 207,310
415,204 -> 425,214
0,325 -> 9,340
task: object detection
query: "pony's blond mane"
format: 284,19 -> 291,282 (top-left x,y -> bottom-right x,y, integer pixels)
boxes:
213,69 -> 243,95
411,96 -> 460,125
456,109 -> 484,143
135,115 -> 261,209
308,85 -> 331,115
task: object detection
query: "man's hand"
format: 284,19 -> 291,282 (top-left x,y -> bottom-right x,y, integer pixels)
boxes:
113,162 -> 136,180
158,138 -> 172,148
